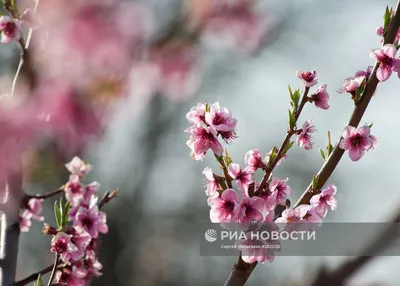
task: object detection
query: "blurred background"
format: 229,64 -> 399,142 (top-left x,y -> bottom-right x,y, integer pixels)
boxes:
1,0 -> 399,285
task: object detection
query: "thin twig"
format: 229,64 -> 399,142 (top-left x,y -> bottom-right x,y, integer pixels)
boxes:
46,254 -> 59,286
98,189 -> 119,210
14,264 -> 54,286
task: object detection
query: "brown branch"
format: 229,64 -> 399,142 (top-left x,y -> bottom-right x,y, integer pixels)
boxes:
310,207 -> 400,286
222,2 -> 400,285
14,264 -> 54,286
98,189 -> 119,210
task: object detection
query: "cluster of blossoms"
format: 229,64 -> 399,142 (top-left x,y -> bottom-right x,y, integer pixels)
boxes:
19,157 -> 109,285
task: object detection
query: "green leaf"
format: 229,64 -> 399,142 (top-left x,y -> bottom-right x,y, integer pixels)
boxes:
288,85 -> 293,98
205,103 -> 210,112
384,6 -> 391,30
34,274 -> 44,286
214,154 -> 224,165
54,201 -> 62,229
283,141 -> 294,155
312,175 -> 320,190
319,149 -> 326,160
224,149 -> 233,166
288,110 -> 296,129
63,201 -> 71,227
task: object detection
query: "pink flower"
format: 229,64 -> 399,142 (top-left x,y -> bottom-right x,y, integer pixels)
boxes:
370,44 -> 399,82
310,84 -> 329,110
65,156 -> 93,177
339,125 -> 373,161
244,149 -> 264,172
228,163 -> 253,195
74,205 -> 108,238
236,238 -> 273,264
303,206 -> 323,224
205,102 -> 237,143
26,198 -> 44,222
368,135 -> 379,150
296,120 -> 315,150
19,211 -> 32,232
238,197 -> 264,225
186,102 -> 206,124
274,205 -> 308,224
264,150 -> 286,167
297,70 -> 318,87
185,123 -> 223,160
51,232 -> 80,263
269,178 -> 291,206
67,226 -> 92,261
354,66 -> 373,79
202,167 -> 220,204
310,184 -> 338,218
64,175 -> 86,206
338,76 -> 366,94
0,16 -> 21,43
209,189 -> 240,223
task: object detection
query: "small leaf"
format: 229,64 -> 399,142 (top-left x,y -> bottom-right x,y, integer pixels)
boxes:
54,201 -> 62,229
63,201 -> 71,227
312,175 -> 320,190
224,149 -> 233,166
214,154 -> 224,165
283,141 -> 294,155
384,6 -> 391,30
288,110 -> 296,129
34,274 -> 44,286
319,149 -> 326,160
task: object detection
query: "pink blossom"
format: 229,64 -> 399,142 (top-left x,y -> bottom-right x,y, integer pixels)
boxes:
368,135 -> 379,150
67,226 -> 92,261
303,206 -> 323,224
51,232 -> 80,263
26,198 -> 44,222
0,16 -> 21,43
339,125 -> 372,161
209,189 -> 240,223
186,103 -> 206,124
84,182 -> 100,201
354,66 -> 373,79
338,76 -> 366,94
274,205 -> 308,224
185,123 -> 223,160
296,120 -> 315,150
244,149 -> 264,172
205,102 -> 237,143
310,184 -> 338,218
65,156 -> 93,177
202,167 -> 220,204
19,211 -> 32,232
237,238 -> 274,264
228,163 -> 253,195
269,178 -> 291,206
64,175 -> 86,206
370,44 -> 399,82
297,70 -> 318,87
310,84 -> 329,110
238,197 -> 264,225
74,205 -> 108,238
55,267 -> 86,286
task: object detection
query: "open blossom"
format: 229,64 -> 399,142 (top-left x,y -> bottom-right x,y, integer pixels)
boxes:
64,175 -> 86,206
274,205 -> 309,224
0,16 -> 21,44
202,167 -> 220,205
236,238 -> 273,264
244,149 -> 264,172
74,205 -> 108,238
310,84 -> 329,110
269,178 -> 291,206
338,76 -> 366,94
19,211 -> 32,232
26,198 -> 44,222
370,44 -> 400,82
296,120 -> 315,150
210,189 -> 240,223
205,102 -> 237,143
238,197 -> 264,225
355,66 -> 373,80
228,163 -> 253,195
51,232 -> 81,263
297,70 -> 317,87
339,125 -> 373,161
65,156 -> 93,177
310,184 -> 338,218
185,123 -> 223,160
186,102 -> 206,124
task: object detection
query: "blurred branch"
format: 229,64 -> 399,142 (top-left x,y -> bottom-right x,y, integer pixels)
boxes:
98,189 -> 119,210
223,1 -> 400,285
310,207 -> 400,286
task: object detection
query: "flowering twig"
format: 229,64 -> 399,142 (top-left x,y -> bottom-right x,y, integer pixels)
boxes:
223,2 -> 400,285
46,254 -> 59,286
24,187 -> 64,201
294,0 -> 400,208
256,87 -> 310,194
